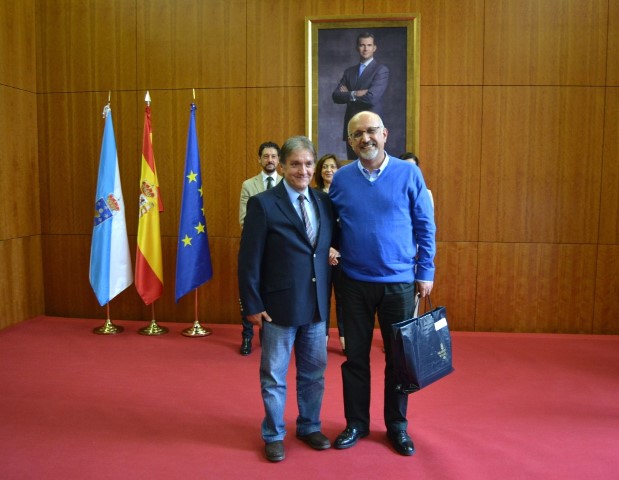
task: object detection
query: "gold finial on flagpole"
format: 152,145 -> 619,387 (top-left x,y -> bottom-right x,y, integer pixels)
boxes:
108,90 -> 111,103
192,88 -> 196,100
145,90 -> 151,107
93,302 -> 124,335
182,289 -> 212,337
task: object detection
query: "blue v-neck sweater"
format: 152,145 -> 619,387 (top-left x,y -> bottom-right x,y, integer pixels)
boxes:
329,155 -> 436,283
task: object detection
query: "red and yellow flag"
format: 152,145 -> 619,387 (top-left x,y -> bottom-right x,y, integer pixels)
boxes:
135,104 -> 164,305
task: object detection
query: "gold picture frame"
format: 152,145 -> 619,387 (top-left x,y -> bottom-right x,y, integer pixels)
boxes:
305,14 -> 420,160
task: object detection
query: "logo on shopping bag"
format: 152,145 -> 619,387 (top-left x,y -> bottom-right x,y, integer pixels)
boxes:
438,343 -> 448,360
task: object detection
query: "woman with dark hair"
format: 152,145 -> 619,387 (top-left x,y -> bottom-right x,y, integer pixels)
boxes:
314,153 -> 339,192
314,154 -> 345,353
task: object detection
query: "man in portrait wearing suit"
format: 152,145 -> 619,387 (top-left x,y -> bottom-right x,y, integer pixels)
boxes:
332,32 -> 390,160
238,136 -> 335,462
238,141 -> 282,355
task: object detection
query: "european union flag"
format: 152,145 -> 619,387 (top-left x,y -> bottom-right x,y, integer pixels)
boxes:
175,103 -> 213,302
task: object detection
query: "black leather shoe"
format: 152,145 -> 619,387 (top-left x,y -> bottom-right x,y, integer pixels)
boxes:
334,426 -> 369,449
265,440 -> 285,462
387,430 -> 415,456
297,431 -> 331,450
240,337 -> 252,356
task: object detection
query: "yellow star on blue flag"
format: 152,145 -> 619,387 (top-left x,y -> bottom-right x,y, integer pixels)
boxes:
175,103 -> 213,302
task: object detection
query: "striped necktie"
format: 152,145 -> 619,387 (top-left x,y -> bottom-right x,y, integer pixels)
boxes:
298,194 -> 316,246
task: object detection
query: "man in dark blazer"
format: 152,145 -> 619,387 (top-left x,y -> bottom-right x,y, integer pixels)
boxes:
238,141 -> 282,355
332,32 -> 390,159
238,136 -> 335,462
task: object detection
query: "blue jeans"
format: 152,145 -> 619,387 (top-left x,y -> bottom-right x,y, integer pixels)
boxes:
260,320 -> 327,443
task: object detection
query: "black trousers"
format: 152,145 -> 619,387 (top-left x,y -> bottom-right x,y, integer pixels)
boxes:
241,316 -> 255,340
339,273 -> 416,432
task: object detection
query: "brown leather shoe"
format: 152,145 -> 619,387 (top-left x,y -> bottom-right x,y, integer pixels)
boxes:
296,431 -> 331,450
265,440 -> 285,462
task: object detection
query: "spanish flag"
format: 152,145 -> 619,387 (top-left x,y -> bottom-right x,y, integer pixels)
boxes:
135,99 -> 163,305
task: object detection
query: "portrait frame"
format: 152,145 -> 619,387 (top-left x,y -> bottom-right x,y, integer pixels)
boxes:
305,14 -> 420,161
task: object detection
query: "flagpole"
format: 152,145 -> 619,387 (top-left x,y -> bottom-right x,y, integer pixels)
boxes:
90,94 -> 132,334
181,289 -> 211,337
138,302 -> 169,335
136,90 -> 167,336
93,302 -> 124,335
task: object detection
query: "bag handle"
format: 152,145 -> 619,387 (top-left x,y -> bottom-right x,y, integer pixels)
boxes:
414,292 -> 433,314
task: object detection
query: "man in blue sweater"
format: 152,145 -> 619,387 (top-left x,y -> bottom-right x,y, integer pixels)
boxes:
329,111 -> 436,456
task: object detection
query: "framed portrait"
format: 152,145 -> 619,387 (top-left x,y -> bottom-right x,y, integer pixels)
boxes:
305,14 -> 420,161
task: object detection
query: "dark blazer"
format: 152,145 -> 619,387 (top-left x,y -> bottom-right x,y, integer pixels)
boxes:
238,181 -> 335,327
332,60 -> 390,141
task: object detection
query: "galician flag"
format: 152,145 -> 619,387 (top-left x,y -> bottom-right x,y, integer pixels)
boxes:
89,103 -> 133,306
175,103 -> 213,302
135,99 -> 164,305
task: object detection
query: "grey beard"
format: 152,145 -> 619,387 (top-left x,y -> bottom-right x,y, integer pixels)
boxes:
359,146 -> 379,161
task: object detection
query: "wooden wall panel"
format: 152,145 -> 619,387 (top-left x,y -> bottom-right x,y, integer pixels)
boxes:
433,242 -> 478,331
484,0 -> 608,86
476,243 -> 597,333
246,87 -> 305,163
370,0 -> 484,85
3,0 -> 615,332
246,0 -> 359,88
193,90 -> 248,239
420,86 -> 482,242
42,233 -> 242,326
0,0 -> 36,91
35,0 -> 137,93
37,91 -> 139,235
136,0 -> 246,90
0,86 -> 40,240
246,0 -> 305,88
599,88 -> 619,244
480,86 -> 605,243
182,236 -> 242,325
608,0 -> 619,86
42,234 -> 125,319
594,245 -> 619,334
0,237 -> 45,330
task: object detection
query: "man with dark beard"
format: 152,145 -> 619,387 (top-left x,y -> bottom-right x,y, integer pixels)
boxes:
238,141 -> 282,355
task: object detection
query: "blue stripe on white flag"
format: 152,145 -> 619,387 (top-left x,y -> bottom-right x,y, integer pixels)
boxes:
89,107 -> 133,306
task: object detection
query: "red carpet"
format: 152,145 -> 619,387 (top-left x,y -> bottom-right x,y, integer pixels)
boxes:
1,316 -> 618,479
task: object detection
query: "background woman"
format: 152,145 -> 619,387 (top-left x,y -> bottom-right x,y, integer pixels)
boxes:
314,154 -> 345,353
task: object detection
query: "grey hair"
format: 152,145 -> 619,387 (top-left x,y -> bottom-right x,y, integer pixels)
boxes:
280,136 -> 317,165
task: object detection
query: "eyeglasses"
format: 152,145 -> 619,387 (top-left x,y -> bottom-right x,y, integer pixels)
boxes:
348,126 -> 383,141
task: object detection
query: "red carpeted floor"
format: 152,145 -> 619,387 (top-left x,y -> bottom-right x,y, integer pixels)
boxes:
1,316 -> 618,480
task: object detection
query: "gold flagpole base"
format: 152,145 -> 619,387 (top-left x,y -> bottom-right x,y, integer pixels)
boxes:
182,320 -> 212,337
93,319 -> 124,335
138,319 -> 169,336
